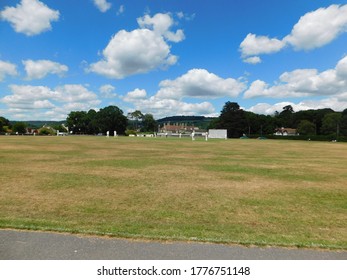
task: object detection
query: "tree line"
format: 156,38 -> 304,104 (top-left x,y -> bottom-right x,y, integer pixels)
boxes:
65,106 -> 156,135
1,102 -> 347,139
212,102 -> 347,139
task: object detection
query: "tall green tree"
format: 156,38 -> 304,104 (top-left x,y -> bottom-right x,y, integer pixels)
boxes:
297,120 -> 316,135
340,109 -> 347,136
244,112 -> 275,135
142,113 -> 157,132
217,102 -> 247,138
66,111 -> 88,134
86,109 -> 99,134
127,110 -> 144,130
321,113 -> 341,136
96,105 -> 127,135
0,119 -> 4,133
312,108 -> 334,135
207,117 -> 220,130
277,105 -> 295,128
0,116 -> 10,132
12,122 -> 27,134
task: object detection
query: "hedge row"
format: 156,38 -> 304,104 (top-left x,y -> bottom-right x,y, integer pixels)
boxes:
250,134 -> 347,142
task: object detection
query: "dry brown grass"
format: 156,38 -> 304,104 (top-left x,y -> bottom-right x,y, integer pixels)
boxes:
0,136 -> 346,248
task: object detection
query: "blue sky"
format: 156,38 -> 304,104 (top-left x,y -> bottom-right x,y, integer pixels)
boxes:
1,0 -> 347,120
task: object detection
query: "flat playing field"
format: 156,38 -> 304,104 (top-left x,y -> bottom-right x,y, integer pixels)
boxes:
0,136 -> 346,249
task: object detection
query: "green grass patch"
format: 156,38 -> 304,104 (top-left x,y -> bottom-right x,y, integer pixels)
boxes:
0,136 -> 346,249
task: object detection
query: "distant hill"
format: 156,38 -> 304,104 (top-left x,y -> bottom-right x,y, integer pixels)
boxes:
157,116 -> 205,122
156,116 -> 217,130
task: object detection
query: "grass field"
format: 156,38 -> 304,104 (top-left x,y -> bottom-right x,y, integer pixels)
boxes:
0,136 -> 346,249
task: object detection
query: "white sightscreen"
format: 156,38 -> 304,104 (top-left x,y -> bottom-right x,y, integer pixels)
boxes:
208,129 -> 227,139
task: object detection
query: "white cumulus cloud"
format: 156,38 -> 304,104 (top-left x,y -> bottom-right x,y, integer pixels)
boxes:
0,0 -> 60,36
240,4 -> 347,62
54,84 -> 100,104
0,60 -> 18,81
244,55 -> 347,99
242,56 -> 262,65
137,13 -> 185,42
156,69 -> 246,99
88,13 -> 184,79
247,98 -> 347,116
284,4 -> 347,50
2,85 -> 54,108
240,33 -> 285,58
125,93 -> 215,119
0,84 -> 101,120
22,59 -> 68,80
122,69 -> 245,118
99,84 -> 117,98
93,0 -> 112,13
89,29 -> 177,79
123,88 -> 147,102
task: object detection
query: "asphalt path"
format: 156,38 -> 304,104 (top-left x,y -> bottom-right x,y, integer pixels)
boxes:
0,229 -> 346,260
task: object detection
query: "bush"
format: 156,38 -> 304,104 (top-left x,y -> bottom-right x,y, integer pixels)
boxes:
125,129 -> 137,136
265,134 -> 347,142
39,127 -> 55,135
12,122 -> 27,134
